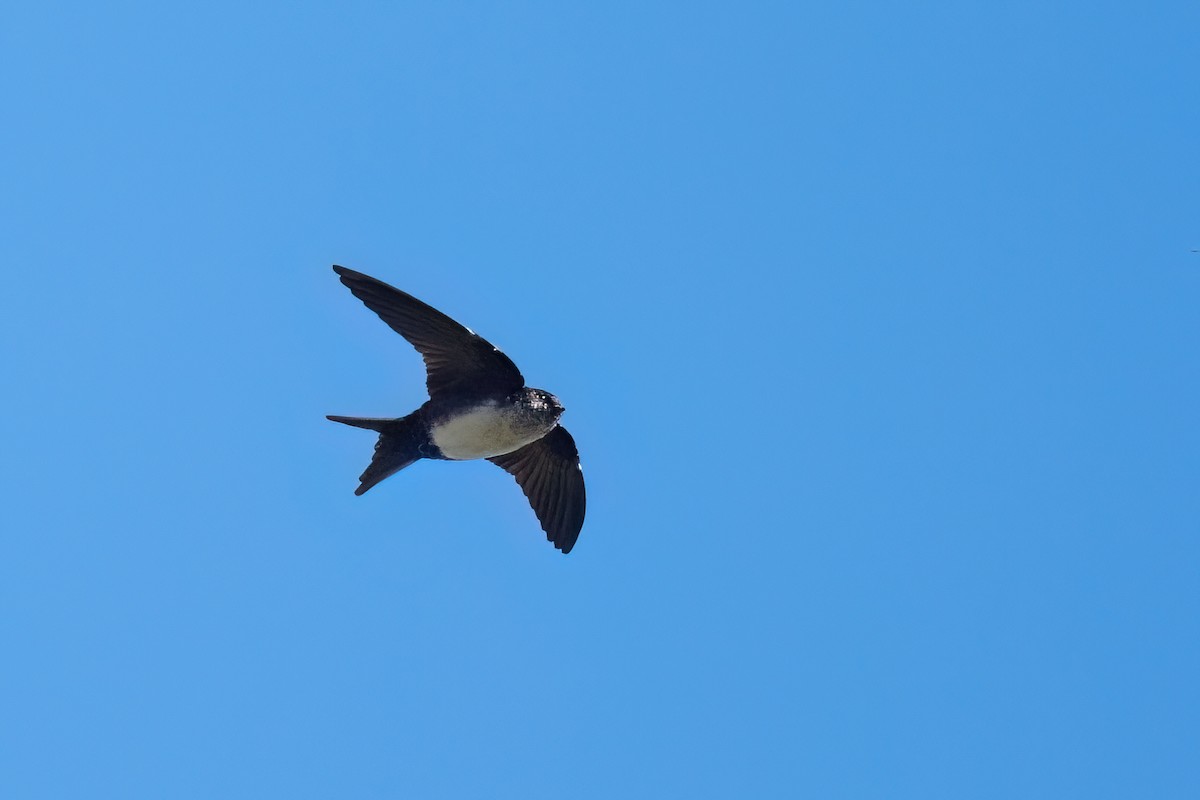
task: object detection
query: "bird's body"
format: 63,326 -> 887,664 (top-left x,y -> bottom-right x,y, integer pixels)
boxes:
327,266 -> 586,553
428,390 -> 560,461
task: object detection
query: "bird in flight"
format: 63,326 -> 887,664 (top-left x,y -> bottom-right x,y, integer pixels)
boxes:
327,265 -> 586,553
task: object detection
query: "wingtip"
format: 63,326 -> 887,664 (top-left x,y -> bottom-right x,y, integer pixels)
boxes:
333,264 -> 365,280
332,264 -> 380,289
554,529 -> 579,554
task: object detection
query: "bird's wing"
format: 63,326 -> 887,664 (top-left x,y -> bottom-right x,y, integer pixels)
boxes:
488,426 -> 586,554
333,265 -> 525,400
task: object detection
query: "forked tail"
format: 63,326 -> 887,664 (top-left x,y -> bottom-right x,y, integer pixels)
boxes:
326,413 -> 425,495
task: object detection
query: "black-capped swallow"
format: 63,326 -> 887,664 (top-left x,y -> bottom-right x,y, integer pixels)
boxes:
327,266 -> 586,553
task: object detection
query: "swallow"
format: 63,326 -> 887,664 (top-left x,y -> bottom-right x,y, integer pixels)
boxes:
327,265 -> 586,553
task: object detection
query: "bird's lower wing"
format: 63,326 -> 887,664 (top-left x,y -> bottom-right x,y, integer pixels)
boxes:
488,426 -> 586,553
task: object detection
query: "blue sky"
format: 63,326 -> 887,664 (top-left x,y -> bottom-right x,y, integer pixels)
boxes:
2,2 -> 1198,797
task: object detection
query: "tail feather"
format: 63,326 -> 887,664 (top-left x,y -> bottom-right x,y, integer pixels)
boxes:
327,413 -> 425,495
326,415 -> 396,432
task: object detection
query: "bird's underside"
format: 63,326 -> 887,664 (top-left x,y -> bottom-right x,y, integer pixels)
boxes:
328,265 -> 586,553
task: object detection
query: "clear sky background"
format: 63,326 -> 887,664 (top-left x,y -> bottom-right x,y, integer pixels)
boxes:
2,2 -> 1198,798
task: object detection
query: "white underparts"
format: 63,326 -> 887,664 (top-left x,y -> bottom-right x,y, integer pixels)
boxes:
431,405 -> 550,460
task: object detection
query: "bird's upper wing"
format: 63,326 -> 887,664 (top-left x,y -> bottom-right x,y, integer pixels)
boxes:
488,426 -> 586,554
333,265 -> 525,400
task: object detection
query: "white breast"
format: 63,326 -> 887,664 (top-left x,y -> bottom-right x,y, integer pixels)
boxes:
431,405 -> 546,461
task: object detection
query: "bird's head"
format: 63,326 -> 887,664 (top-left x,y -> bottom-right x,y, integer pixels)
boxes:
525,388 -> 565,421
